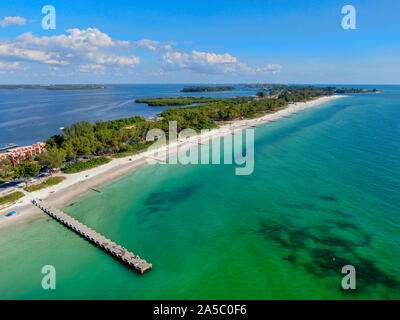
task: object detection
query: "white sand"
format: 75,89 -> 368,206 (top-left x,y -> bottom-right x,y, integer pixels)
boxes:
0,94 -> 346,229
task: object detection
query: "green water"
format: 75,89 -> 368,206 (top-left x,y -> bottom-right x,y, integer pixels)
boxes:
1,88 -> 399,299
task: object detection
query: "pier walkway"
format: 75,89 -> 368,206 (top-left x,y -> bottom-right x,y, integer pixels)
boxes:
32,199 -> 152,274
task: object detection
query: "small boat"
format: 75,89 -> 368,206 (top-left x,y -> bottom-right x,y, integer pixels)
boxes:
5,211 -> 16,217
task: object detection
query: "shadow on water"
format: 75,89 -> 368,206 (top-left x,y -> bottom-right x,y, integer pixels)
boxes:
138,181 -> 205,218
284,203 -> 354,218
312,194 -> 339,202
254,210 -> 400,295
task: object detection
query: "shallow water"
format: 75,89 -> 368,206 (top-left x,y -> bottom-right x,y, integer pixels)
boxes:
0,86 -> 399,299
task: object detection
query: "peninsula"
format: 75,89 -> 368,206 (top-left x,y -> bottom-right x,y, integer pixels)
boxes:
180,86 -> 235,92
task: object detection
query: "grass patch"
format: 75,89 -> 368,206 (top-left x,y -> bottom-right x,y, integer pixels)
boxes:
64,156 -> 111,174
0,191 -> 24,206
24,176 -> 66,192
112,141 -> 155,158
244,113 -> 258,119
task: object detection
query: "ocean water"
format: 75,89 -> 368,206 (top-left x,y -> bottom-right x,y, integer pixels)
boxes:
0,84 -> 259,147
0,86 -> 399,299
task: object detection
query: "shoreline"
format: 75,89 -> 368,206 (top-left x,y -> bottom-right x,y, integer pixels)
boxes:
0,94 -> 346,229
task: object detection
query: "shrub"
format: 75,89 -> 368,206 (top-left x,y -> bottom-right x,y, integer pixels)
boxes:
24,176 -> 66,192
0,191 -> 24,206
63,157 -> 111,174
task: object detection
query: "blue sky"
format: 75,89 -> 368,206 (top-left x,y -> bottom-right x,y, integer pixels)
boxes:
0,0 -> 399,84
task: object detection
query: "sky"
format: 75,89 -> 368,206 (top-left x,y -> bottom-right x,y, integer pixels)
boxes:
0,0 -> 399,84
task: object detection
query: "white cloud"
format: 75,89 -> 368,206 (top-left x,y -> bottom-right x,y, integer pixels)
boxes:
161,49 -> 281,75
236,62 -> 283,75
0,27 -> 281,79
0,61 -> 25,70
0,61 -> 28,74
87,52 -> 140,67
0,16 -> 26,28
17,28 -> 115,51
0,43 -> 69,65
134,39 -> 175,52
0,28 -> 140,70
79,64 -> 105,72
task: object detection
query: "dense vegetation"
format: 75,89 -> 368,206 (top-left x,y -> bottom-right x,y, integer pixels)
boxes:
0,158 -> 14,183
334,88 -> 381,93
24,176 -> 66,192
45,116 -> 148,159
0,191 -> 24,206
63,157 -> 111,173
180,86 -> 235,92
135,97 -> 227,106
244,84 -> 380,94
112,141 -> 156,158
13,161 -> 41,179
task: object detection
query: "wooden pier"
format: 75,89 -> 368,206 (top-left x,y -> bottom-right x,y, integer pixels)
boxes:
32,199 -> 152,274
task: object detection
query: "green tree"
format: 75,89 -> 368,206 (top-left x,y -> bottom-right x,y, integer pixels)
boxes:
61,140 -> 78,159
14,161 -> 41,179
38,148 -> 66,169
256,91 -> 267,98
0,157 -> 15,182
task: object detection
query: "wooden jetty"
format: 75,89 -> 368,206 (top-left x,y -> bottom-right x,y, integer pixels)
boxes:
0,143 -> 17,152
32,199 -> 152,274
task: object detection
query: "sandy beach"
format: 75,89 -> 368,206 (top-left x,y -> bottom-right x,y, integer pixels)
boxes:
0,94 -> 346,229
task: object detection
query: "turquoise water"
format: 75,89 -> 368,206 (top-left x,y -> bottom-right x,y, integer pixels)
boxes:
0,87 -> 399,299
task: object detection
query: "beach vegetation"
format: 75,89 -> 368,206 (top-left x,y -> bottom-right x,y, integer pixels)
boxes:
256,91 -> 268,98
38,148 -> 67,170
24,176 -> 66,192
63,156 -> 111,173
14,161 -> 41,179
112,141 -> 156,158
0,191 -> 24,206
0,158 -> 15,183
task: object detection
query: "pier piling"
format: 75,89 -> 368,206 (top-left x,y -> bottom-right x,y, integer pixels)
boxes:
32,199 -> 152,274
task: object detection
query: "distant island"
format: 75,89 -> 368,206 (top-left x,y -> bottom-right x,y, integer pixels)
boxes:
135,97 -> 228,106
0,85 -> 106,90
180,86 -> 235,92
244,84 -> 382,94
137,85 -> 382,109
